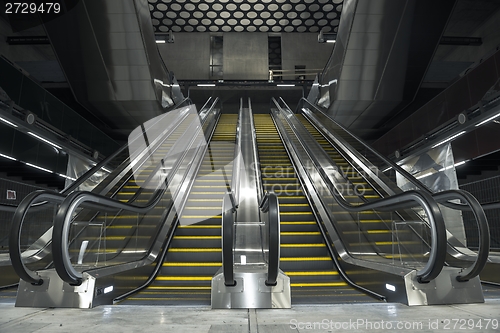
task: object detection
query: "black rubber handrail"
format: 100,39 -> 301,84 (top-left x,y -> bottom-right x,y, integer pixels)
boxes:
296,97 -> 491,282
9,99 -> 196,285
259,192 -> 280,286
10,98 -> 211,286
9,191 -> 65,285
59,96 -> 194,196
264,106 -> 386,301
222,192 -> 236,286
113,104 -> 223,301
272,100 -> 447,283
432,190 -> 490,281
113,218 -> 180,303
9,189 -> 129,285
52,189 -> 165,285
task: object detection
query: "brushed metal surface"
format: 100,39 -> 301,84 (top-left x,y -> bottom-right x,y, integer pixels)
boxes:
318,0 -> 455,134
15,270 -> 96,308
233,105 -> 265,265
269,104 -> 485,305
42,0 -> 184,136
211,266 -> 291,309
404,267 -> 484,306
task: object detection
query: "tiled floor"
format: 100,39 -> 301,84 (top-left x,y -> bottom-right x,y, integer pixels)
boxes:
1,298 -> 499,332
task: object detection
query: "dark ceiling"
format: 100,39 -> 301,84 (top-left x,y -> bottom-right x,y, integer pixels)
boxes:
148,0 -> 343,33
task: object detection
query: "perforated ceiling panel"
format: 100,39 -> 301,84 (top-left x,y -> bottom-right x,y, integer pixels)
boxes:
148,0 -> 343,33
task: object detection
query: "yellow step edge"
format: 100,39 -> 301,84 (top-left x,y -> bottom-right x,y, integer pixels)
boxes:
343,230 -> 393,234
193,186 -> 230,189
173,236 -> 221,240
263,187 -> 302,191
189,192 -> 226,195
188,199 -> 223,202
281,243 -> 325,247
136,291 -> 210,295
285,271 -> 338,276
281,231 -> 321,236
177,225 -> 221,229
155,276 -> 213,281
280,257 -> 331,261
384,254 -> 427,259
290,282 -> 347,287
168,248 -> 221,252
262,178 -> 297,181
162,262 -> 222,267
181,215 -> 221,219
145,286 -> 212,290
69,249 -> 118,253
279,204 -> 309,207
357,219 -> 393,222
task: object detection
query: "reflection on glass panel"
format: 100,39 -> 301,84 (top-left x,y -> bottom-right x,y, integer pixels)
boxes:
19,202 -> 57,273
0,123 -> 16,156
44,93 -> 65,129
18,78 -> 47,120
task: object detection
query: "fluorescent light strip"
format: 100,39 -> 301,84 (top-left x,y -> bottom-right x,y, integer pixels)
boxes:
102,167 -> 111,173
382,166 -> 392,173
431,131 -> 466,148
438,160 -> 467,172
58,173 -> 76,181
27,132 -> 62,149
25,162 -> 52,173
326,40 -> 336,43
416,172 -> 432,180
0,153 -> 17,161
153,78 -> 171,87
475,112 -> 500,127
320,79 -> 338,88
277,84 -> 295,87
0,116 -> 18,128
155,40 -> 166,44
197,84 -> 216,87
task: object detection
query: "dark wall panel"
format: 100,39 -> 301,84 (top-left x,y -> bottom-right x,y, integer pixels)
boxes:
374,49 -> 500,156
467,56 -> 498,104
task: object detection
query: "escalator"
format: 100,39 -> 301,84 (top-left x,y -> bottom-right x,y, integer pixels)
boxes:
10,97 -> 489,307
253,114 -> 374,304
10,101 -> 231,308
297,115 -> 427,265
119,114 -> 238,305
298,105 -> 496,286
269,98 -> 489,304
69,113 -> 198,268
7,106 -> 195,283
